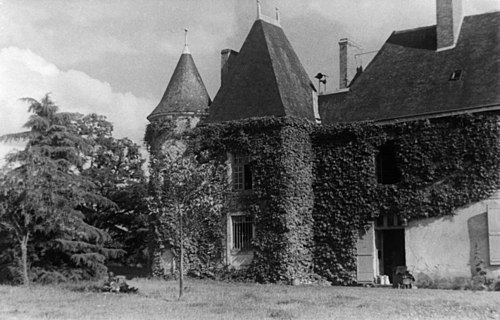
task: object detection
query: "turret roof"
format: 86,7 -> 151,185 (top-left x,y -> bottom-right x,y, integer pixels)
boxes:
207,19 -> 316,123
147,48 -> 210,122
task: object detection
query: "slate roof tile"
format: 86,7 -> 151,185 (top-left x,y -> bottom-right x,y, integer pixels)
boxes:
320,11 -> 500,124
207,19 -> 316,123
147,52 -> 211,122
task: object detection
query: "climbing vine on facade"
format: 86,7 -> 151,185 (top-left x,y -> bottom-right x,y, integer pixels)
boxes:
151,113 -> 500,285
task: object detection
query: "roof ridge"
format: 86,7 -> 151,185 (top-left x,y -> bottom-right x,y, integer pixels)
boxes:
260,20 -> 285,115
392,10 -> 500,36
393,25 -> 436,35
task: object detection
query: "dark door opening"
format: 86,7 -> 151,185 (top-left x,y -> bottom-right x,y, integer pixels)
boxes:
377,229 -> 405,283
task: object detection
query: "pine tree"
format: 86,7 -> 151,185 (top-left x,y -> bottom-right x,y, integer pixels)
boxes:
0,94 -> 122,285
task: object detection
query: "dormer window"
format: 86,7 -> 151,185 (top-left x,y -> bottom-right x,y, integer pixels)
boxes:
449,70 -> 462,81
376,141 -> 401,184
232,155 -> 252,191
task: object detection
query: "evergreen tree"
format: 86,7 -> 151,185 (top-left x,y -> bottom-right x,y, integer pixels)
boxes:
0,94 -> 122,285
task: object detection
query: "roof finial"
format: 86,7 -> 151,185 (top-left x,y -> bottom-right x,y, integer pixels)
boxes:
183,27 -> 190,54
257,0 -> 262,19
275,7 -> 280,24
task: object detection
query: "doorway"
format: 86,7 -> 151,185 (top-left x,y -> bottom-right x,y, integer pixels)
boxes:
377,229 -> 405,282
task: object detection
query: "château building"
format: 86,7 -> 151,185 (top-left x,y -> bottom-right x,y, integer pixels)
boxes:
147,0 -> 500,285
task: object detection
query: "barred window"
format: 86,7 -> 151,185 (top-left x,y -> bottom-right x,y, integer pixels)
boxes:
232,215 -> 254,250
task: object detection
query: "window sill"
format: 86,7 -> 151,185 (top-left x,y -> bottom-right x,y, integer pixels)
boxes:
230,249 -> 254,255
230,189 -> 254,196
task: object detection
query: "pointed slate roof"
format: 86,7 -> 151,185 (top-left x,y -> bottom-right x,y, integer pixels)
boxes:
207,19 -> 316,123
319,11 -> 500,124
147,49 -> 211,122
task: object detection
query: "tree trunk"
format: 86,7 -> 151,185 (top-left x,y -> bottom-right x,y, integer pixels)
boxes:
178,205 -> 184,300
21,233 -> 30,286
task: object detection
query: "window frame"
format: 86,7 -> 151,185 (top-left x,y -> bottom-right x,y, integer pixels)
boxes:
230,154 -> 252,191
230,214 -> 254,252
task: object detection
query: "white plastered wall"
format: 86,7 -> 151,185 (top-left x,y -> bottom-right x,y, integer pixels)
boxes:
405,190 -> 500,281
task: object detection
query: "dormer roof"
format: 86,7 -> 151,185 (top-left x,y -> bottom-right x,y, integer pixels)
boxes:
207,19 -> 316,123
147,48 -> 210,122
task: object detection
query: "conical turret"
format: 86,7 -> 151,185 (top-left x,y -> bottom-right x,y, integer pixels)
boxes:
147,29 -> 211,122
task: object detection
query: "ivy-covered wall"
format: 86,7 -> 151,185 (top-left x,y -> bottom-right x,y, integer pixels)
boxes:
191,118 -> 315,283
248,125 -> 314,283
145,116 -> 226,278
181,113 -> 500,284
312,114 -> 500,284
312,125 -> 379,284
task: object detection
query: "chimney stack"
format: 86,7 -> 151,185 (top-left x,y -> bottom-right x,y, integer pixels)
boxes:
338,38 -> 362,90
220,49 -> 238,87
436,0 -> 463,50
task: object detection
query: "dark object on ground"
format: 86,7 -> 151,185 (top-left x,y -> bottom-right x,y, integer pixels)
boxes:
102,272 -> 138,293
393,266 -> 415,289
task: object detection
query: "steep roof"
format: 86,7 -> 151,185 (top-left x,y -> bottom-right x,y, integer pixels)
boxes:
320,11 -> 500,124
147,51 -> 210,122
207,19 -> 316,123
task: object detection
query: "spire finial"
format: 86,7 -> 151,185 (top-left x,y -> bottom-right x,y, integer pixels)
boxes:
183,27 -> 190,54
257,0 -> 262,19
275,7 -> 280,24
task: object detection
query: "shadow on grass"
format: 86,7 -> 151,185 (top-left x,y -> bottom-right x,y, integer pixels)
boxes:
240,291 -> 264,302
267,308 -> 295,320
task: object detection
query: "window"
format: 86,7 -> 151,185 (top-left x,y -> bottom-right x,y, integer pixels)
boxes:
375,214 -> 407,228
232,215 -> 254,250
232,155 -> 252,190
449,70 -> 462,81
376,141 -> 401,184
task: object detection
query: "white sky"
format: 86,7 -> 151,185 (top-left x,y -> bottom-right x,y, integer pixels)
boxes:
0,0 -> 498,164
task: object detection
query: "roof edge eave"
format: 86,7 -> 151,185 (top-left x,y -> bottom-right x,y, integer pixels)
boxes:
373,103 -> 500,125
147,111 -> 209,122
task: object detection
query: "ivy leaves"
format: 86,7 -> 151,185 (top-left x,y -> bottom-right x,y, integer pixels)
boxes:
186,113 -> 500,285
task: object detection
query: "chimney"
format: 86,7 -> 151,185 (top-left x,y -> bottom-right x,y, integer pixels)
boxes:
436,0 -> 463,50
220,49 -> 238,87
338,38 -> 362,90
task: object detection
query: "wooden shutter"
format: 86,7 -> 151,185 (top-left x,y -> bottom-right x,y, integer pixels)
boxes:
488,205 -> 500,265
357,222 -> 376,283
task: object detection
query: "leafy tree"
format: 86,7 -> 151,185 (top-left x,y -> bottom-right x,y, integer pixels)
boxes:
148,151 -> 228,299
77,114 -> 149,266
0,95 -> 122,285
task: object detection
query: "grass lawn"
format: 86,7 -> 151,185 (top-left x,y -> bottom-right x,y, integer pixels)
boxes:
0,278 -> 499,320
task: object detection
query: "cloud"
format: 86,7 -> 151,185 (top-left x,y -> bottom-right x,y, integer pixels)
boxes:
0,47 -> 154,163
0,1 -> 141,67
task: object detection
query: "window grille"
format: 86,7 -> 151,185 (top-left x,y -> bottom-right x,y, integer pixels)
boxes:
232,215 -> 253,250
